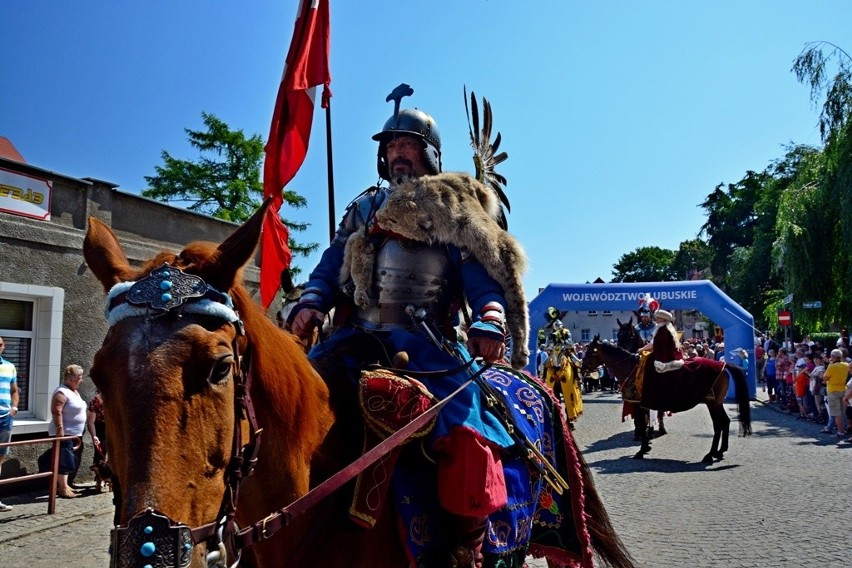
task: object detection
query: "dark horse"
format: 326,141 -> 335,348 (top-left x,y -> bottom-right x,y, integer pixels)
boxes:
83,202 -> 635,567
615,317 -> 644,353
615,318 -> 667,437
580,336 -> 752,463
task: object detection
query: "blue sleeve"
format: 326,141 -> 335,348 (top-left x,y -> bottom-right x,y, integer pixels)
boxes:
460,256 -> 505,315
457,248 -> 507,339
299,189 -> 381,313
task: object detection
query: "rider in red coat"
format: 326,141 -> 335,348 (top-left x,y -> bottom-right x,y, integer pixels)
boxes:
639,309 -> 684,373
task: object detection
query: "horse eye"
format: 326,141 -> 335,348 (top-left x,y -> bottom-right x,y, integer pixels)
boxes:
209,355 -> 234,385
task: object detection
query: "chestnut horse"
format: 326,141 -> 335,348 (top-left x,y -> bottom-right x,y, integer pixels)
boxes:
84,203 -> 635,567
580,336 -> 752,463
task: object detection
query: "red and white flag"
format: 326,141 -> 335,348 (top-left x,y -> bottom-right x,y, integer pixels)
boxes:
261,0 -> 331,309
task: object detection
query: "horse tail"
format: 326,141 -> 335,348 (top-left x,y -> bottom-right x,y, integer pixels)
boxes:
575,448 -> 637,568
729,365 -> 752,436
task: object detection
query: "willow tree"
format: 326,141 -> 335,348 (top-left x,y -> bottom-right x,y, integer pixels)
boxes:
778,42 -> 852,326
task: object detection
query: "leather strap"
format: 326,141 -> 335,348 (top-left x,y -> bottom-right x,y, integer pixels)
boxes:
231,375 -> 475,550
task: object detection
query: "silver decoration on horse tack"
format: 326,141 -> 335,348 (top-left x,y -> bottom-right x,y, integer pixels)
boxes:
127,265 -> 208,312
111,508 -> 192,568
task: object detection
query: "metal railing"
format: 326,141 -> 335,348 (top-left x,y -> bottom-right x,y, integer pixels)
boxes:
0,434 -> 82,514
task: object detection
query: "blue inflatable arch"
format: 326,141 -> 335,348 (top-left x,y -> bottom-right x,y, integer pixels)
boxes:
527,280 -> 756,399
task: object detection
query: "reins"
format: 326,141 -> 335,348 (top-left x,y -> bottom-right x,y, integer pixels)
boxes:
228,371 -> 479,551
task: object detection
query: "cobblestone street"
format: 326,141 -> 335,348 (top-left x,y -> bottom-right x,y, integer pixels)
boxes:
1,388 -> 849,567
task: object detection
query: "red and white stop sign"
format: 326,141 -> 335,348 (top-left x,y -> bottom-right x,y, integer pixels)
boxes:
778,310 -> 792,326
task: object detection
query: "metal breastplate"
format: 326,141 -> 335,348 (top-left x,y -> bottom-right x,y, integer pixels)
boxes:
352,238 -> 454,330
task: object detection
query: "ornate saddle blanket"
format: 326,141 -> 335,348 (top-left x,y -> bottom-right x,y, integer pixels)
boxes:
351,369 -> 438,527
390,364 -> 593,568
640,357 -> 727,412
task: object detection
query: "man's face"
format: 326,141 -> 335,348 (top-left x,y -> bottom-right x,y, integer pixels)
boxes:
385,135 -> 429,180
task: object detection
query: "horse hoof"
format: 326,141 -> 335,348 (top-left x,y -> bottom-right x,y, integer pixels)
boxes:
701,455 -> 714,464
633,452 -> 645,459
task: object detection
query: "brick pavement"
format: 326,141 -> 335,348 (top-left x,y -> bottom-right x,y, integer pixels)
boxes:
1,386 -> 849,567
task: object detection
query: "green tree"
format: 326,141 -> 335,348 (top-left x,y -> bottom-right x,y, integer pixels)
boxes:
792,41 -> 852,142
698,171 -> 764,291
782,42 -> 852,326
611,246 -> 678,282
143,112 -> 318,266
671,238 -> 714,280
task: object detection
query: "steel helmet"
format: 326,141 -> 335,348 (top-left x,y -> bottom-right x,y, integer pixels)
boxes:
373,108 -> 442,180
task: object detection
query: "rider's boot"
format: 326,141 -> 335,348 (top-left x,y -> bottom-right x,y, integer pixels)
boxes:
448,514 -> 487,568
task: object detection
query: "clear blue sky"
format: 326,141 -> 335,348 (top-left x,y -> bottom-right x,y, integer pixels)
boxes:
2,1 -> 848,300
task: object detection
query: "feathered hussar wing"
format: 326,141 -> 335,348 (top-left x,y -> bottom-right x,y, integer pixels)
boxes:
464,86 -> 510,229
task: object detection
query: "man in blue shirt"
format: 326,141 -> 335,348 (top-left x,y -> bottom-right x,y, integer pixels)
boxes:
0,336 -> 20,512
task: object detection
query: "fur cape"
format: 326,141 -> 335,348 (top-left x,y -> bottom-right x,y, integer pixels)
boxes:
339,172 -> 529,369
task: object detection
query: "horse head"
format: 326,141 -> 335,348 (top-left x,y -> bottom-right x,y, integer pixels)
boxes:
616,318 -> 643,353
580,335 -> 603,376
84,201 -> 333,567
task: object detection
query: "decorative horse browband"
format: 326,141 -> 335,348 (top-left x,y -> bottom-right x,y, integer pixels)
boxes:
104,264 -> 239,326
103,265 -> 257,568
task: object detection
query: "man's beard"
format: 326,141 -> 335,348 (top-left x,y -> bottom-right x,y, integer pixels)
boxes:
389,172 -> 419,187
388,157 -> 419,186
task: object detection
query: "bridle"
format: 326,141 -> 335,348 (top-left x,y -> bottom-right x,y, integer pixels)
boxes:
584,341 -> 640,381
104,265 -> 262,568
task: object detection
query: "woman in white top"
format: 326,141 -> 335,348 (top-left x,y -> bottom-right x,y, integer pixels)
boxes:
49,365 -> 87,497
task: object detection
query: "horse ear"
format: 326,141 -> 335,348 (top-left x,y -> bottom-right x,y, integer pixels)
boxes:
84,217 -> 134,292
616,318 -> 623,327
208,199 -> 272,289
594,334 -> 600,341
628,316 -> 634,325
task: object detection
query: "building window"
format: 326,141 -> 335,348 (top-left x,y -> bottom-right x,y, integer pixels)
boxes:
602,310 -> 612,316
581,329 -> 590,342
611,329 -> 618,341
587,310 -> 597,317
0,283 -> 64,434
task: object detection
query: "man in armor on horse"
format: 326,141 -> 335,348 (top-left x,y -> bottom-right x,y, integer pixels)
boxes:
634,303 -> 656,344
287,86 -> 587,567
538,307 -> 584,426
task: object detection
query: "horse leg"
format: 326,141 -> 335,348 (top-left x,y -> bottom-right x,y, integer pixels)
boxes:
657,410 -> 667,436
702,403 -> 726,464
715,404 -> 731,459
633,409 -> 651,458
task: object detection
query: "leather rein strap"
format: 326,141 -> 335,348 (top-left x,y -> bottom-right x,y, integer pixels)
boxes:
229,372 -> 478,551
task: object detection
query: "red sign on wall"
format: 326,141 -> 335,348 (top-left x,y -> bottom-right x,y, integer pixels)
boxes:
778,310 -> 792,326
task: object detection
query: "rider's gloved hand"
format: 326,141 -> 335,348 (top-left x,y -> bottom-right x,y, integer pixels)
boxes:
287,305 -> 324,340
467,336 -> 506,363
467,320 -> 506,364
